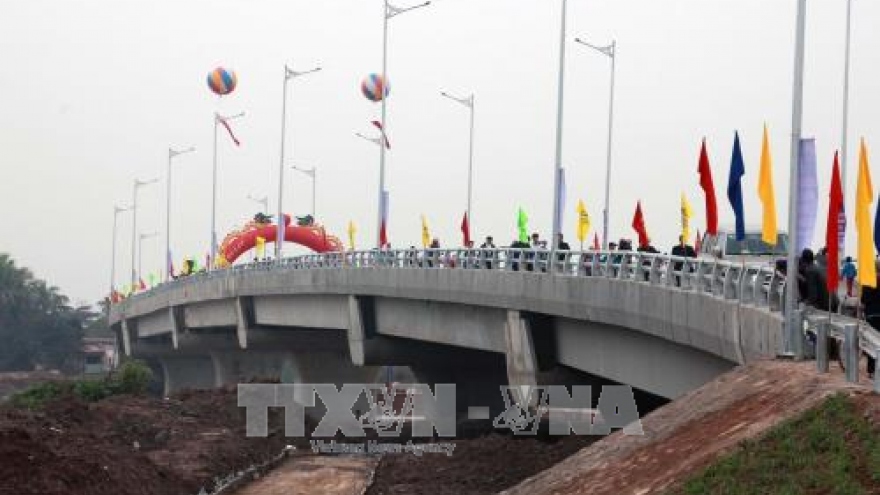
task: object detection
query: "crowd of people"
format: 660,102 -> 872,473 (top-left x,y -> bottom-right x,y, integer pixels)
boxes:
383,231 -> 703,278
786,247 -> 876,379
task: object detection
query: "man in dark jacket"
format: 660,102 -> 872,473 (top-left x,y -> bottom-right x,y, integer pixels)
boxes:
800,249 -> 838,312
670,235 -> 697,286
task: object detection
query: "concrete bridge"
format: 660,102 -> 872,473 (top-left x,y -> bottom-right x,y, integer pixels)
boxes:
109,249 -> 880,409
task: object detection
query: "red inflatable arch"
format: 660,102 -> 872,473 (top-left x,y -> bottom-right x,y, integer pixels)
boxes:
217,214 -> 343,265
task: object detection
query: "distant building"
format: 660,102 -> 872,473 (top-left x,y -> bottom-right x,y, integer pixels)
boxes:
82,337 -> 117,375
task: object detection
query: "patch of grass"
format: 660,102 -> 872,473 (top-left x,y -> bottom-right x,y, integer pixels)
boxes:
10,360 -> 153,409
668,394 -> 880,495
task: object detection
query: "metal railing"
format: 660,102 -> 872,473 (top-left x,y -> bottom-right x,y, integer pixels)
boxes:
803,310 -> 880,392
129,248 -> 784,310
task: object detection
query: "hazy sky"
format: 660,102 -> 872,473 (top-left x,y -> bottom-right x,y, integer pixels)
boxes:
1,0 -> 878,305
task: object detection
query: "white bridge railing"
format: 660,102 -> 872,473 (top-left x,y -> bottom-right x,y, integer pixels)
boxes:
270,248 -> 785,310
122,248 -> 879,390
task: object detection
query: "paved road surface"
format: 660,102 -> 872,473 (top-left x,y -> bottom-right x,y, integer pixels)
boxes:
232,455 -> 379,495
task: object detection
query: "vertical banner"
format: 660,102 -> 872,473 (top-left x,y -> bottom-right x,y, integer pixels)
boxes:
556,167 -> 567,232
796,138 -> 818,253
379,190 -> 390,247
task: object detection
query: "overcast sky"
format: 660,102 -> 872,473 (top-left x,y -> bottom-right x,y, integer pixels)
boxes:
1,0 -> 878,305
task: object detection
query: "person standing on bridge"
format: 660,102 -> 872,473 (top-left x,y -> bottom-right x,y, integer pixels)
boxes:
842,256 -> 857,297
670,235 -> 697,287
426,238 -> 441,268
799,249 -> 838,312
555,233 -> 571,271
480,236 -> 496,269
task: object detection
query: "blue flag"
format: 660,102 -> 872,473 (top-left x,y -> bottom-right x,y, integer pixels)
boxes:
874,195 -> 880,255
727,131 -> 746,241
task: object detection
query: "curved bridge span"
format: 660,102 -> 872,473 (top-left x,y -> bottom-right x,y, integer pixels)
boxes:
109,249 -> 814,401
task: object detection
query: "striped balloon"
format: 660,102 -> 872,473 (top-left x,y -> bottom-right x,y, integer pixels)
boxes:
207,67 -> 238,96
360,74 -> 389,102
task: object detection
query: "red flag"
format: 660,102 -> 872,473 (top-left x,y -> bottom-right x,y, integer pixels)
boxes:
461,212 -> 471,247
695,228 -> 702,253
698,139 -> 718,235
379,219 -> 388,248
218,117 -> 241,146
592,232 -> 600,250
371,120 -> 391,149
632,201 -> 649,248
826,152 -> 844,293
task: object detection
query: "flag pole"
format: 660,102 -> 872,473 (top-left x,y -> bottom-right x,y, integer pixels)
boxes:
785,0 -> 808,355
550,0 -> 568,271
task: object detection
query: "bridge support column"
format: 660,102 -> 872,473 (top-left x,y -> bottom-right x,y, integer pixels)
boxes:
168,307 -> 182,350
235,297 -> 253,349
348,295 -> 366,366
121,320 -> 132,357
504,310 -> 538,389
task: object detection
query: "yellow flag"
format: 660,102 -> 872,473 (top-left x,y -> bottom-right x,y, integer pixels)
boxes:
421,215 -> 430,248
681,193 -> 693,242
576,200 -> 590,243
757,125 -> 778,246
856,138 -> 876,288
347,221 -> 356,250
255,236 -> 266,258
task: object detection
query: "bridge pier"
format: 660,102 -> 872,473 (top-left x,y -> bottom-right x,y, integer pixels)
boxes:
504,310 -> 539,388
157,355 -> 216,395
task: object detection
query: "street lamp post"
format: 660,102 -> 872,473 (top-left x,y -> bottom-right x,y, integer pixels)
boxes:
247,194 -> 269,213
110,204 -> 130,295
130,177 -> 159,286
276,64 -> 321,259
550,0 -> 568,259
166,146 -> 195,282
840,0 -> 853,254
440,90 -> 476,228
291,165 -> 317,219
377,0 -> 431,248
785,0 -> 808,353
212,112 -> 245,267
138,231 -> 158,281
574,37 -> 617,249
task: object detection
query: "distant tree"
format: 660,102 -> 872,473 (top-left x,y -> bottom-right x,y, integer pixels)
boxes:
0,253 -> 86,372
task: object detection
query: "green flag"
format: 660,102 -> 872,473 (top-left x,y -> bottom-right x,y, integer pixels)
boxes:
148,273 -> 157,287
517,207 -> 529,243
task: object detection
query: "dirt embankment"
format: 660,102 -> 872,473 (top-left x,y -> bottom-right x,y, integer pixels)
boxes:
0,386 -> 292,495
502,360 -> 876,495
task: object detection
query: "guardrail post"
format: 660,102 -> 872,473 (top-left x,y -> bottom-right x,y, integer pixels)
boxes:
785,308 -> 804,359
843,323 -> 859,383
874,349 -> 880,393
816,321 -> 829,373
